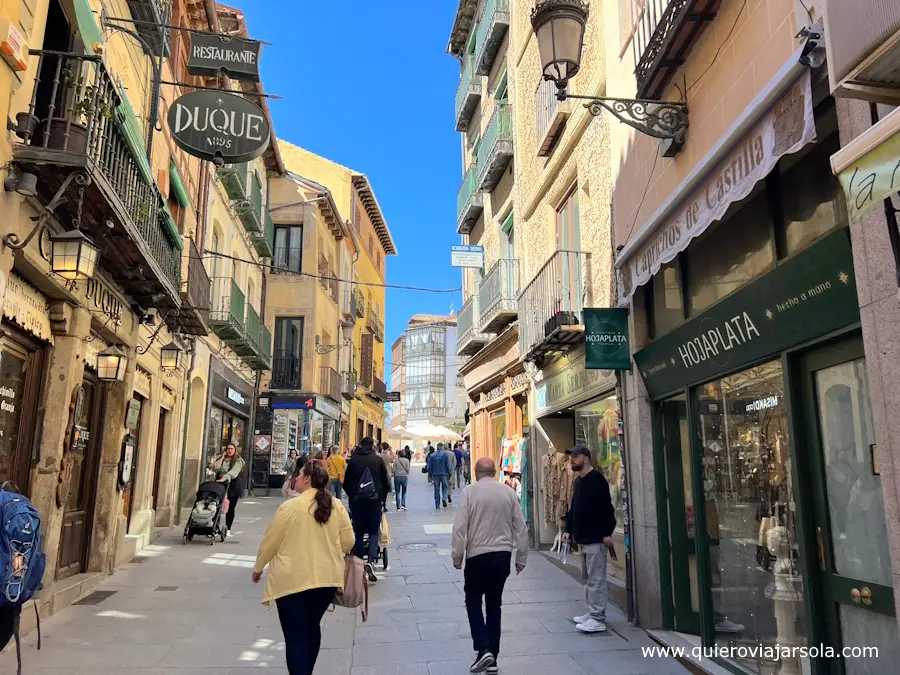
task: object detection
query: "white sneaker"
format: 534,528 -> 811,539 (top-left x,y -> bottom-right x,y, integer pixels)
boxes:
715,618 -> 745,633
576,619 -> 607,633
572,613 -> 591,624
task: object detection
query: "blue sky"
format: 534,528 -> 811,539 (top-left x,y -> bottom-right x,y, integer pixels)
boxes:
230,0 -> 464,354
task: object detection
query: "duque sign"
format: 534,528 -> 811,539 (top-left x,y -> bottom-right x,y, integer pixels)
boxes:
188,33 -> 262,82
634,228 -> 859,399
168,90 -> 270,164
584,308 -> 630,370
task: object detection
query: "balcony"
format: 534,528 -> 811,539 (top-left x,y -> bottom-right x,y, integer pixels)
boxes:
371,376 -> 387,402
518,251 -> 593,366
457,165 -> 483,235
455,55 -> 482,132
367,304 -> 384,343
406,372 -> 446,387
328,272 -> 339,304
251,209 -> 274,258
407,406 -> 447,421
234,171 -> 263,233
457,290 -> 489,356
11,51 -> 182,310
355,289 -> 365,318
824,0 -> 900,101
342,290 -> 356,320
272,354 -> 302,389
632,0 -> 721,100
177,238 -> 211,336
478,259 -> 518,333
536,78 -> 572,156
476,104 -> 513,192
233,304 -> 261,358
210,277 -> 245,342
126,0 -> 170,57
342,370 -> 358,399
217,162 -> 248,201
319,366 -> 342,402
252,326 -> 272,371
405,341 -> 445,356
318,253 -> 330,292
474,0 -> 510,76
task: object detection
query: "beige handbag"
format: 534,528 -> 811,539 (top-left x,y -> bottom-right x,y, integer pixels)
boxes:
333,555 -> 368,622
379,512 -> 391,547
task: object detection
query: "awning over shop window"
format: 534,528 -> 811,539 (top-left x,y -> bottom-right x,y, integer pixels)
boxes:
73,0 -> 103,55
615,70 -> 815,305
831,105 -> 900,221
169,160 -> 191,208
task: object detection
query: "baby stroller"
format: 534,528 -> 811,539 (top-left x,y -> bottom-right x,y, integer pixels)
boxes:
361,533 -> 389,571
183,481 -> 228,545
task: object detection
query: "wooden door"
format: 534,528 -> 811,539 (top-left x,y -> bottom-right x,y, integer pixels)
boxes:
122,395 -> 143,528
57,372 -> 102,580
0,330 -> 45,494
152,408 -> 168,512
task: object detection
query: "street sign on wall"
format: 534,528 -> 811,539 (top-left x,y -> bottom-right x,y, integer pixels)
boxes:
385,391 -> 401,402
168,90 -> 270,164
451,245 -> 484,268
585,308 -> 631,370
188,33 -> 262,81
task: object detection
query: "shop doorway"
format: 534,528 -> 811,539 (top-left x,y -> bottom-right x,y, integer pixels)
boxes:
205,406 -> 246,479
58,371 -> 103,580
151,408 -> 168,512
798,338 -> 899,673
121,394 -> 143,529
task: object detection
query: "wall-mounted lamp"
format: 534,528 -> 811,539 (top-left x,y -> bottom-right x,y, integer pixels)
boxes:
160,340 -> 184,370
4,172 -> 38,197
315,320 -> 355,355
97,344 -> 128,382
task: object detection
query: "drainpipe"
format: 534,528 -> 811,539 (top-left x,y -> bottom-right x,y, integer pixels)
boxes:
174,337 -> 198,525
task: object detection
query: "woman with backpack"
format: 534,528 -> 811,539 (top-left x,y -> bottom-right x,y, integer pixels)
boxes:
253,460 -> 354,675
214,442 -> 245,533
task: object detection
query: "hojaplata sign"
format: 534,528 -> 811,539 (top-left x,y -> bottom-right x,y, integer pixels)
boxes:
584,308 -> 630,370
188,33 -> 261,82
168,90 -> 270,163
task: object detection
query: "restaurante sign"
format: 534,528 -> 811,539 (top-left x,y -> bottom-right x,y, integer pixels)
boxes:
168,90 -> 270,164
188,33 -> 262,82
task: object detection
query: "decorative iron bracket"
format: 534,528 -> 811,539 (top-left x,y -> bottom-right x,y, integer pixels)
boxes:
3,171 -> 91,250
561,91 -> 689,143
135,309 -> 180,354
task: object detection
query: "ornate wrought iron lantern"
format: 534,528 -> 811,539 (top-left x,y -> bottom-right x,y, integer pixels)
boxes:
97,344 -> 129,382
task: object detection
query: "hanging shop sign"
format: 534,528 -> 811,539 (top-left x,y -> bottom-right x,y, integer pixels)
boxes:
535,350 -> 616,416
617,74 -> 815,304
385,391 -> 401,402
451,245 -> 485,269
584,308 -> 630,370
118,434 -> 136,489
634,228 -> 858,399
2,273 -> 53,344
212,373 -> 251,416
124,398 -> 142,430
188,33 -> 262,82
168,90 -> 270,164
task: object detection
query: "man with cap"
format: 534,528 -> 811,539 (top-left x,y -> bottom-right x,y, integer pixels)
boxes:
564,444 -> 616,633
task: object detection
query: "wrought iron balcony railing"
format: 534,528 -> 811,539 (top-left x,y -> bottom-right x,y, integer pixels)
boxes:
318,253 -> 330,291
372,376 -> 387,401
457,288 -> 489,356
405,373 -> 447,387
251,209 -> 274,258
12,51 -> 182,308
405,341 -> 446,356
210,277 -> 245,341
536,78 -> 572,157
367,303 -> 384,342
342,370 -> 358,399
178,237 -> 211,335
457,164 -> 483,235
474,0 -> 510,76
518,250 -> 593,366
479,259 -> 518,333
272,354 -> 302,389
319,365 -> 342,402
476,104 -> 513,192
343,289 -> 356,320
355,289 -> 365,318
455,55 -> 482,132
407,406 -> 447,420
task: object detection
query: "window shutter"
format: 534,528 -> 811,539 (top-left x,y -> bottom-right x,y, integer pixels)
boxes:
361,333 -> 374,387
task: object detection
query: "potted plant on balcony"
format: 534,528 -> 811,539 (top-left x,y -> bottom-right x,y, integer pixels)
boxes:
39,79 -> 113,153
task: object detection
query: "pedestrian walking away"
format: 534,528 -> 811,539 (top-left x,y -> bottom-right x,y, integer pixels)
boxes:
564,444 -> 616,634
392,451 -> 411,510
444,443 -> 458,504
427,442 -> 451,508
282,454 -> 308,499
325,445 -> 347,499
213,442 -> 245,533
452,457 -> 528,673
454,442 -> 464,489
380,442 -> 395,506
343,436 -> 391,583
253,460 -> 354,675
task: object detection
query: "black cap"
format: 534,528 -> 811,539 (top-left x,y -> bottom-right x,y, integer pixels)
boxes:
566,444 -> 591,458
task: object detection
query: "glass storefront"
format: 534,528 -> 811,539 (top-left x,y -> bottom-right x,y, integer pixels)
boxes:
490,410 -> 505,465
205,405 -> 247,479
575,394 -> 624,531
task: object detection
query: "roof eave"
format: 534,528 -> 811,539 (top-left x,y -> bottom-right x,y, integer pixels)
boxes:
446,0 -> 479,57
351,174 -> 397,256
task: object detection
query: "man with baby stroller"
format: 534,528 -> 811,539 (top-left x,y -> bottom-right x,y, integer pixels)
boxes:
342,437 -> 390,583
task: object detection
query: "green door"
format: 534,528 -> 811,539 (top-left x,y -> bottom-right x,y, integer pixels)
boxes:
799,337 -> 899,674
659,394 -> 702,635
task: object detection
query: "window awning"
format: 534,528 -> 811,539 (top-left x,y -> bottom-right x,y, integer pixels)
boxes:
169,160 -> 191,208
831,105 -> 900,221
113,94 -> 154,186
73,0 -> 103,54
160,204 -> 185,252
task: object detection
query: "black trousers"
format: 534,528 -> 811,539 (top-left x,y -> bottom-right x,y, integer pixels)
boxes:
275,587 -> 337,675
464,551 -> 511,657
351,501 -> 381,563
226,493 -> 239,530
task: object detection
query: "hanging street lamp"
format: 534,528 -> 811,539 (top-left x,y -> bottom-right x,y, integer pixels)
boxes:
159,341 -> 184,370
97,344 -> 129,382
531,0 -> 689,156
49,229 -> 100,281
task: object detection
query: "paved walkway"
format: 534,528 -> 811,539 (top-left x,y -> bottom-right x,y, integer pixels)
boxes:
1,467 -> 689,674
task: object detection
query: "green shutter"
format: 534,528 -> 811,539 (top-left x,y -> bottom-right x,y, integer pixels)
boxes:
169,160 -> 190,208
160,205 -> 185,252
500,210 -> 514,234
73,0 -> 103,54
113,93 -> 154,186
494,60 -> 508,101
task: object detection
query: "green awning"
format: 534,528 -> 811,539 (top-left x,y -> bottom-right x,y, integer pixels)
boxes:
113,93 -> 153,186
160,204 -> 185,252
74,0 -> 103,55
169,161 -> 190,208
501,210 -> 514,234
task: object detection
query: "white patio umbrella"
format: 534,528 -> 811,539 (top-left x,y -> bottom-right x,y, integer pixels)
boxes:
404,422 -> 463,442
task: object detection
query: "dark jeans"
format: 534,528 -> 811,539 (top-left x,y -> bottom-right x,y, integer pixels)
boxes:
464,551 -> 511,657
225,493 -> 239,530
351,501 -> 381,564
275,587 -> 337,675
394,475 -> 408,509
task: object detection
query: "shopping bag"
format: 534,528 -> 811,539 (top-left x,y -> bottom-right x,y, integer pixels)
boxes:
222,496 -> 230,515
333,555 -> 368,622
379,513 -> 391,547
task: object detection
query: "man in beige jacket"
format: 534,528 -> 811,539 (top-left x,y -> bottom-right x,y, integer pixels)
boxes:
452,457 -> 528,674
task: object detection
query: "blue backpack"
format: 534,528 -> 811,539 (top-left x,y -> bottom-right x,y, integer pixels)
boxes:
355,467 -> 378,501
0,484 -> 46,674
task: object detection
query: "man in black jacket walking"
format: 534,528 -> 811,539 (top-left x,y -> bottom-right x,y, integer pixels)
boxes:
343,437 -> 391,582
564,445 -> 616,634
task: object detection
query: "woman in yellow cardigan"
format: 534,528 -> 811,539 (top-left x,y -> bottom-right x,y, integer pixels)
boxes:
252,460 -> 354,674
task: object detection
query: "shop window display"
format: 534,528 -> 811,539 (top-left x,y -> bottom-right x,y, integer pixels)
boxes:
575,395 -> 624,531
697,361 -> 806,674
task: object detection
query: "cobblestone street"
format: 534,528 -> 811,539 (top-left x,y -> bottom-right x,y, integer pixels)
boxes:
0,471 -> 689,674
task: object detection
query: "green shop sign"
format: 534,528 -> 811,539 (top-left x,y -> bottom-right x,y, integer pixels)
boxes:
634,228 -> 859,399
585,308 -> 631,370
